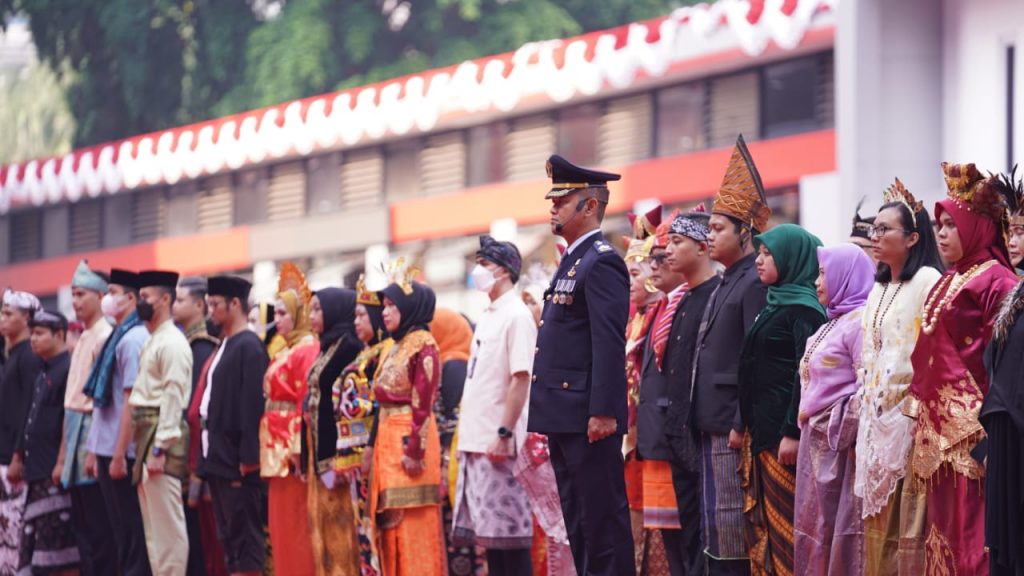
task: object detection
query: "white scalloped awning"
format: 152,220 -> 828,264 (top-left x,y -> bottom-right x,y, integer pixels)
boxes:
0,0 -> 836,215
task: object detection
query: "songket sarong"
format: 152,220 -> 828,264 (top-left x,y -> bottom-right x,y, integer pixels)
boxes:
924,472 -> 989,576
59,411 -> 95,488
0,466 -> 26,575
794,401 -> 863,576
452,452 -> 533,549
513,433 -> 576,576
369,408 -> 443,576
743,440 -> 796,576
268,476 -> 315,576
642,460 -> 681,530
18,479 -> 79,574
701,432 -> 748,561
308,474 -> 360,576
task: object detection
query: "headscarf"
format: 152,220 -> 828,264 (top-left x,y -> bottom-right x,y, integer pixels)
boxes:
380,281 -> 436,341
315,288 -> 358,353
277,289 -> 313,349
363,303 -> 387,346
935,199 -> 1013,273
817,243 -> 875,319
429,308 -> 473,364
753,223 -> 826,315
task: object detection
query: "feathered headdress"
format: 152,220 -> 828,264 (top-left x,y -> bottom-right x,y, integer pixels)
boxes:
942,162 -> 1007,221
995,165 -> 1024,226
850,197 -> 874,240
882,178 -> 924,226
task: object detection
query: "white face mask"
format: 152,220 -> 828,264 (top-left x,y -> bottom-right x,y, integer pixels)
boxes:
101,293 -> 124,318
471,264 -> 498,293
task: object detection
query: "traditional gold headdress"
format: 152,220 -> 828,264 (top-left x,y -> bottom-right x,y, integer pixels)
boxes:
355,274 -> 381,306
996,165 -> 1024,226
382,257 -> 419,296
882,178 -> 924,226
624,204 -> 662,262
942,162 -> 1007,221
277,262 -> 311,306
712,134 -> 772,232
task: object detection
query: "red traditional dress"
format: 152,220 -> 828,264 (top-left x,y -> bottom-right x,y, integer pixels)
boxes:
907,170 -> 1019,576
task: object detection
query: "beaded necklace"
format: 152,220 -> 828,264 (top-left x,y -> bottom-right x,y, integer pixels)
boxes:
871,282 -> 903,350
920,263 -> 987,335
800,317 -> 840,387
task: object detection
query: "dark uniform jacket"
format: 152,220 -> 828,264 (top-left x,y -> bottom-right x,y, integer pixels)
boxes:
0,339 -> 42,465
19,351 -> 70,483
528,231 -> 629,435
691,252 -> 767,435
200,331 -> 269,479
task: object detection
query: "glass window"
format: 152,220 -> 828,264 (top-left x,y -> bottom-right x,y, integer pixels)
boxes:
656,83 -> 706,156
467,122 -> 508,187
385,140 -> 422,201
557,103 -> 601,165
762,56 -> 824,138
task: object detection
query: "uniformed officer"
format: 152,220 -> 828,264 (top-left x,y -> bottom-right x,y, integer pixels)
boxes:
528,154 -> 634,576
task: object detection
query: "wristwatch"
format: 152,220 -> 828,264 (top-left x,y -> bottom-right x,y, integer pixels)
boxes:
151,446 -> 164,458
497,426 -> 513,439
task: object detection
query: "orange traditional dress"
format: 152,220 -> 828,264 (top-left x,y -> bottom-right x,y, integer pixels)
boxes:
370,281 -> 444,576
259,271 -> 320,576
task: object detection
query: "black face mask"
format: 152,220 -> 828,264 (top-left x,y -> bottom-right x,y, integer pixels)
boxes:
137,300 -> 155,322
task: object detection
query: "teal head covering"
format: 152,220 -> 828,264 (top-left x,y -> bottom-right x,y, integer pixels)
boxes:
71,259 -> 107,293
753,224 -> 825,314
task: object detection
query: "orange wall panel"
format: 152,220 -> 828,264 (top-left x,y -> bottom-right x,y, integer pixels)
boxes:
392,130 -> 836,243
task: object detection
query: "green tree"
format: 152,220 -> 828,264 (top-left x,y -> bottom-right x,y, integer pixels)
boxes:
7,0 -> 694,149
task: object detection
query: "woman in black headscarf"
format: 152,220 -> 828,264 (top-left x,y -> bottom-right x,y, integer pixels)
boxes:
369,280 -> 444,576
305,287 -> 363,575
332,277 -> 393,576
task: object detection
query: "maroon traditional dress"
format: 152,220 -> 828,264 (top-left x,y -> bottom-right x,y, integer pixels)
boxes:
907,196 -> 1018,576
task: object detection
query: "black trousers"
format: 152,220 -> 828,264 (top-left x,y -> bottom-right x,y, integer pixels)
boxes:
96,456 -> 153,576
185,494 -> 206,576
486,548 -> 533,576
548,433 -> 634,576
70,477 -> 120,576
208,473 -> 265,574
667,453 -> 705,576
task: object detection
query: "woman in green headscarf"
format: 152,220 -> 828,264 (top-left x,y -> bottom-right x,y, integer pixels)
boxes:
737,223 -> 827,575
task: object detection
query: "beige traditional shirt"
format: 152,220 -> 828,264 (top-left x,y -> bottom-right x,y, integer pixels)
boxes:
64,318 -> 113,412
129,319 -> 192,448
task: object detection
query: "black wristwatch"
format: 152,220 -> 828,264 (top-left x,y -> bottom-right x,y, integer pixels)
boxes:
497,426 -> 513,439
151,446 -> 164,458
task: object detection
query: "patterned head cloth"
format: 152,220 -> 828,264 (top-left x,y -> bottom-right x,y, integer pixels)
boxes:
29,309 -> 68,332
476,235 -> 523,283
2,288 -> 41,312
712,134 -> 771,232
71,259 -> 108,293
669,204 -> 710,242
850,198 -> 875,240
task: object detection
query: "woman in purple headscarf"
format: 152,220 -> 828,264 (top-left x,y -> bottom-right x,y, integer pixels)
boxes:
793,243 -> 875,576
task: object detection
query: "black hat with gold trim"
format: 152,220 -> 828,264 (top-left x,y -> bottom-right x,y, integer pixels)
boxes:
545,154 -> 621,201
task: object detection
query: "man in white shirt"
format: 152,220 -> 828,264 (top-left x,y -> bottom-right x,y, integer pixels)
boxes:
452,236 -> 537,576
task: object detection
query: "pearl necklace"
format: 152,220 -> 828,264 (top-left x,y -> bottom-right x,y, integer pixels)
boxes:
800,317 -> 840,387
920,263 -> 984,335
871,282 -> 903,350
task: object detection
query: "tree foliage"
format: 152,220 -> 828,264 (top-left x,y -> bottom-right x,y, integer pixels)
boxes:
7,0 -> 694,149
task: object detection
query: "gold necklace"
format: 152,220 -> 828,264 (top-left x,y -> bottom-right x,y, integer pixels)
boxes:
871,282 -> 903,350
920,263 -> 985,335
800,317 -> 840,386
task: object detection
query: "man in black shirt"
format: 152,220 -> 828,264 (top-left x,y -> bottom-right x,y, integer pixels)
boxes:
0,289 -> 42,573
8,309 -> 80,574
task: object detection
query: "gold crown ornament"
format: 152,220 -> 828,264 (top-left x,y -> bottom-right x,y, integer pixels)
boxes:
381,257 -> 420,296
882,178 -> 925,226
355,274 -> 382,306
942,162 -> 1007,222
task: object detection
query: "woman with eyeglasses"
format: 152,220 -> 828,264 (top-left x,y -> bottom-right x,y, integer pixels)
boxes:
855,179 -> 943,576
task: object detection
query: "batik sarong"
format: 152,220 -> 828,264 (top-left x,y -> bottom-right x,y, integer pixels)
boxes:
701,432 -> 748,561
0,466 -> 26,575
744,443 -> 796,576
18,479 -> 79,574
452,452 -> 533,550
